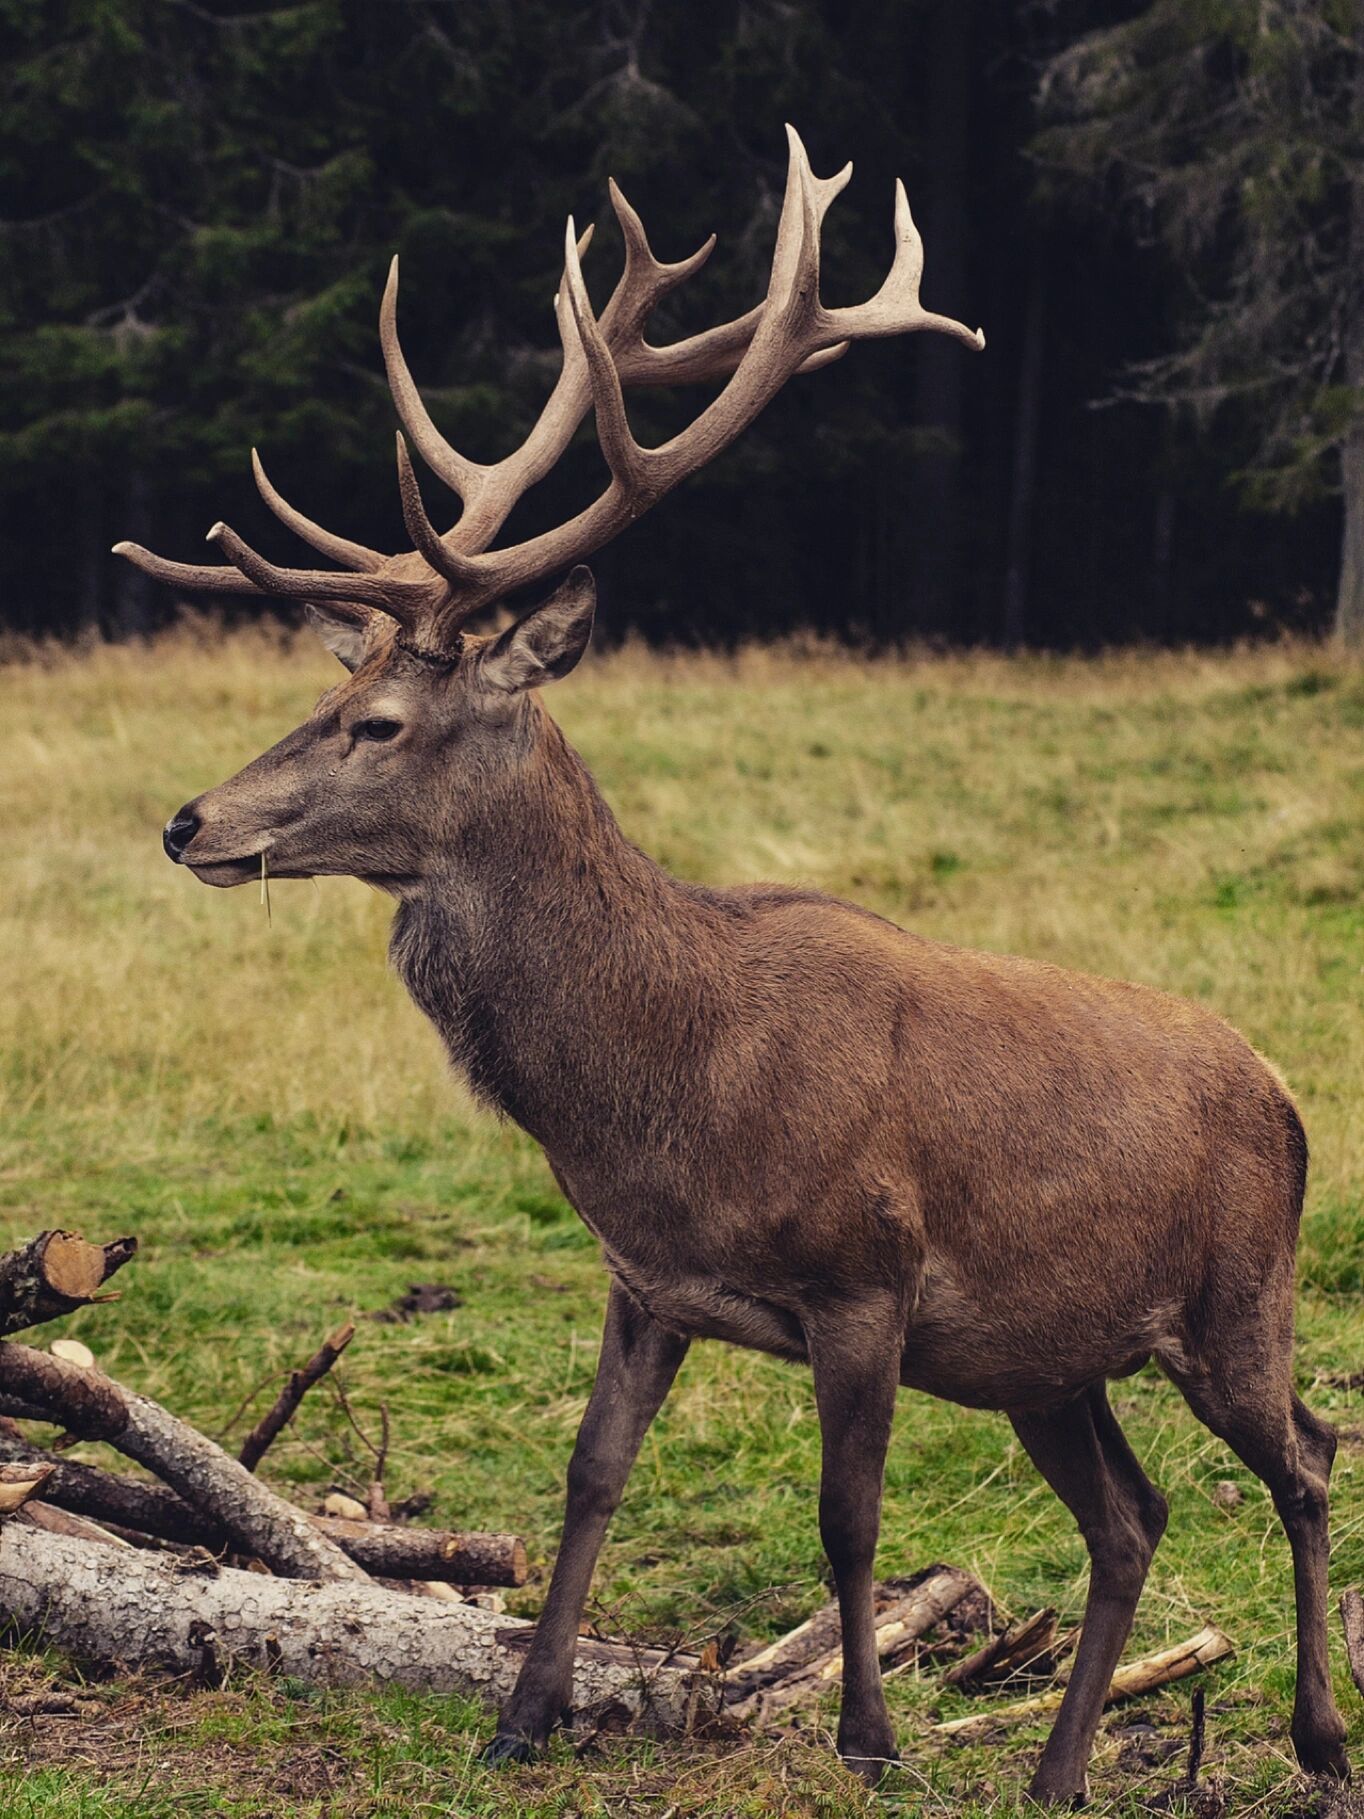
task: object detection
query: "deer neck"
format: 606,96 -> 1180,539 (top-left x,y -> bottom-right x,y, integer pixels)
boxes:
390,709 -> 724,1159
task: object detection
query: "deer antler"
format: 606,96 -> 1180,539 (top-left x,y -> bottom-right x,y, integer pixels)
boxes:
115,127 -> 983,651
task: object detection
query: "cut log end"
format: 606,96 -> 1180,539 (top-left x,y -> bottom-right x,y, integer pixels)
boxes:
42,1234 -> 117,1302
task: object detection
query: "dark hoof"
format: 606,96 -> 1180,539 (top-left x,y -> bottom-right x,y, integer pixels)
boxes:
840,1746 -> 901,1788
1025,1774 -> 1089,1808
1295,1738 -> 1351,1781
481,1730 -> 542,1767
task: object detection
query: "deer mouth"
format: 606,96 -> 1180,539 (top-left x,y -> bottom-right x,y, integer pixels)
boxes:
186,854 -> 315,888
185,855 -> 272,888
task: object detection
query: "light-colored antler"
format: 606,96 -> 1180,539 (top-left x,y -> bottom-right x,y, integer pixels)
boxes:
114,127 -> 983,650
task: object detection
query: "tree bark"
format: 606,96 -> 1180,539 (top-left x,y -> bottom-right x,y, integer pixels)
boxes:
310,1515 -> 527,1586
0,1344 -> 127,1438
0,1524 -> 708,1728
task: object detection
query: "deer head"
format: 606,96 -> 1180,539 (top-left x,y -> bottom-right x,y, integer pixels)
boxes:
121,127 -> 983,891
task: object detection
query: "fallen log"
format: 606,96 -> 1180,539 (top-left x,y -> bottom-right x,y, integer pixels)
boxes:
238,1322 -> 355,1471
727,1566 -> 976,1719
0,1432 -> 525,1584
0,1232 -> 136,1338
312,1514 -> 527,1587
935,1625 -> 1235,1736
113,1386 -> 364,1583
0,1344 -> 126,1439
0,1523 -> 708,1729
729,1566 -> 983,1697
731,1604 -> 842,1685
0,1343 -> 361,1583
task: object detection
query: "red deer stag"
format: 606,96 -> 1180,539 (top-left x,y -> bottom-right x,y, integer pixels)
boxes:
116,129 -> 1349,1800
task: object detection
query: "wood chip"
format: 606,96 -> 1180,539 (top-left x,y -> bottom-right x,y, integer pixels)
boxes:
49,1339 -> 95,1371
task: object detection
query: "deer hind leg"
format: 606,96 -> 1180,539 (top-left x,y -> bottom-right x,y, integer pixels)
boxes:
805,1295 -> 905,1786
484,1278 -> 688,1765
1164,1329 -> 1349,1780
1010,1383 -> 1169,1805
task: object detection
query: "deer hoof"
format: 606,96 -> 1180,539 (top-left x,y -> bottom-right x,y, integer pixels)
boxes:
481,1730 -> 542,1767
1026,1765 -> 1090,1807
1294,1735 -> 1351,1781
839,1746 -> 900,1787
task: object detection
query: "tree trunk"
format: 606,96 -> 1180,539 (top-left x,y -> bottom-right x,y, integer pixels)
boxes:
905,0 -> 975,636
1002,261 -> 1047,649
1336,1 -> 1364,646
1338,442 -> 1364,647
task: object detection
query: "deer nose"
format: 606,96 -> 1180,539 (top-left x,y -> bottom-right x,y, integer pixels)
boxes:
163,807 -> 200,862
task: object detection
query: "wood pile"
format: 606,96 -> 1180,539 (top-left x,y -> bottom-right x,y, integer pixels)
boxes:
0,1228 -> 704,1730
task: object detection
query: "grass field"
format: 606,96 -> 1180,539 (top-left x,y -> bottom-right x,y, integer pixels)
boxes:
1,629 -> 1363,1816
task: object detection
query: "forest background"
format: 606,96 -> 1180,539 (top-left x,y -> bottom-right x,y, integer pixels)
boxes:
7,0 -> 1364,651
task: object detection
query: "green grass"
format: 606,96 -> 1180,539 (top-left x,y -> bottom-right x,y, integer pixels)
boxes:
1,631 -> 1363,1814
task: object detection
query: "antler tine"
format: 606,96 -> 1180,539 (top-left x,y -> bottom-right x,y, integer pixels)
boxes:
393,433 -> 486,590
205,523 -> 435,629
766,123 -> 824,325
606,179 -> 715,315
380,257 -> 487,503
113,541 -> 270,596
561,218 -> 653,501
251,450 -> 387,574
615,131 -> 849,389
404,161 -> 849,577
117,128 -> 980,652
819,179 -> 985,351
424,130 -> 852,613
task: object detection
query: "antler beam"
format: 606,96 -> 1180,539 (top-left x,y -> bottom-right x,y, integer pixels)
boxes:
114,127 -> 983,653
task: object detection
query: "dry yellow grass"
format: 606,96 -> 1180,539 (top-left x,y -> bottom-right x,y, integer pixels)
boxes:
3,627 -> 1361,1226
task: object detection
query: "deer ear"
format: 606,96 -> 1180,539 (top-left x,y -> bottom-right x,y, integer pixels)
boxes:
480,568 -> 596,695
305,603 -> 368,673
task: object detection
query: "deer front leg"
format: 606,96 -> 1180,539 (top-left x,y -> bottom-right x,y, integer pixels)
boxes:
483,1277 -> 688,1765
806,1297 -> 904,1785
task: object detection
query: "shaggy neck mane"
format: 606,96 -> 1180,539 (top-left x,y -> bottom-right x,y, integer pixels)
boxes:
389,709 -> 730,1160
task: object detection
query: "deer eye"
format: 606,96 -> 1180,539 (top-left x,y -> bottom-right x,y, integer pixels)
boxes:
354,718 -> 403,743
